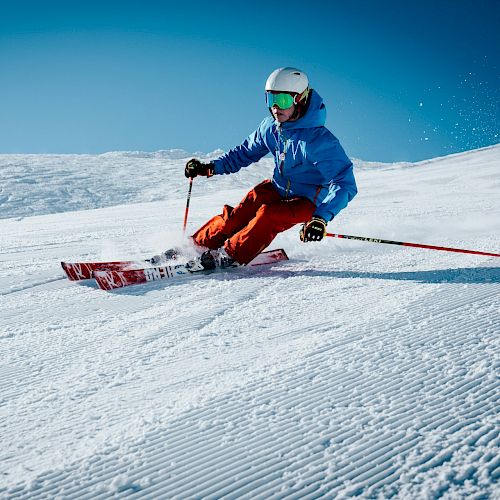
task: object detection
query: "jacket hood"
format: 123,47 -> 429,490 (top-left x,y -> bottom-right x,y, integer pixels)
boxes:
277,89 -> 326,130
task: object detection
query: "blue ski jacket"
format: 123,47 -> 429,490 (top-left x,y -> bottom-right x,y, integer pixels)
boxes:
212,90 -> 357,221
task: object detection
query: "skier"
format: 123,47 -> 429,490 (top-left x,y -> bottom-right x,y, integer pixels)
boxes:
183,67 -> 358,271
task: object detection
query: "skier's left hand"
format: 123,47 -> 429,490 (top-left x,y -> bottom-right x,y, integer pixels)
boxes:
300,216 -> 327,242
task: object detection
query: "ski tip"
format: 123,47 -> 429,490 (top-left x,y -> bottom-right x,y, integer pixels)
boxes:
267,248 -> 289,260
249,248 -> 289,266
279,249 -> 289,260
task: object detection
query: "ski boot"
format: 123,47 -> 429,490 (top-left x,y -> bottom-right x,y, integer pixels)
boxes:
185,248 -> 239,273
148,248 -> 180,265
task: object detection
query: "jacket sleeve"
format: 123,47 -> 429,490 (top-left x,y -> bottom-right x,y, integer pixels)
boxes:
308,133 -> 358,221
212,119 -> 271,175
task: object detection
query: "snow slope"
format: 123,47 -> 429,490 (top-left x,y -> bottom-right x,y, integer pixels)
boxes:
0,145 -> 499,498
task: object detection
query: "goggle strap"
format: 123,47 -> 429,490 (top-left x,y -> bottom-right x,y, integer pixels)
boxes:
294,87 -> 310,104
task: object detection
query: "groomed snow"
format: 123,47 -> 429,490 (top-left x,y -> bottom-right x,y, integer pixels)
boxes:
0,145 -> 499,498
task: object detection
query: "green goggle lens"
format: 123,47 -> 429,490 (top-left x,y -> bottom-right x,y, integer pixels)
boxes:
266,92 -> 295,110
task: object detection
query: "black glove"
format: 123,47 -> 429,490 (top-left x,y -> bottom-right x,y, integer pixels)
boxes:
184,159 -> 214,178
300,216 -> 327,242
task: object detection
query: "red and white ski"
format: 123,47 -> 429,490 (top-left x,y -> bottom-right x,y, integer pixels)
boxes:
61,260 -> 148,281
93,249 -> 288,291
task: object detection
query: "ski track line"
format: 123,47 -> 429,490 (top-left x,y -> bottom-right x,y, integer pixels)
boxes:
1,280 -> 99,333
0,276 -> 67,297
0,239 -> 86,256
1,265 -> 196,337
1,264 -> 238,338
3,276 -> 498,498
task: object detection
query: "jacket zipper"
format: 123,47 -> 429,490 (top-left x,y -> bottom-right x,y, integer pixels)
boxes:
277,126 -> 291,199
285,179 -> 291,198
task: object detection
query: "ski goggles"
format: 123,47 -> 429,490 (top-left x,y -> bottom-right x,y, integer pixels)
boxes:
265,91 -> 296,110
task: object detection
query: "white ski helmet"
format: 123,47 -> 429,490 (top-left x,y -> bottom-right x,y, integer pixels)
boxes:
265,67 -> 309,95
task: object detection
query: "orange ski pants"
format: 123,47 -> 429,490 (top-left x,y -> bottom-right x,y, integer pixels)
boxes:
192,180 -> 316,264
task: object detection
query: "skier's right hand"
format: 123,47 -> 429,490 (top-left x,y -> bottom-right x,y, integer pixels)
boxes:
300,216 -> 327,242
185,159 -> 214,178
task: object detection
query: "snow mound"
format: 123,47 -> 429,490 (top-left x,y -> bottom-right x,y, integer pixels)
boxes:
98,148 -> 225,160
0,150 -> 271,220
2,144 -> 498,220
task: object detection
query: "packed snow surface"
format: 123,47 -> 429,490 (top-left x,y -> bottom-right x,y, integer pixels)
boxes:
0,145 -> 499,498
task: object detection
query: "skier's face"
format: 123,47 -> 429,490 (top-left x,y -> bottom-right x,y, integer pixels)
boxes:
270,103 -> 296,123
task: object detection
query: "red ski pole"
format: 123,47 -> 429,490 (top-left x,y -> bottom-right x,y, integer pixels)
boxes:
326,233 -> 500,258
182,177 -> 193,235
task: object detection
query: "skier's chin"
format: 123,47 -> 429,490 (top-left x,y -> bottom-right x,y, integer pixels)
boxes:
273,112 -> 289,123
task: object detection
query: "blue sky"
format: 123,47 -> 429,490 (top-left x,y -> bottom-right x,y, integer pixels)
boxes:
0,0 -> 498,161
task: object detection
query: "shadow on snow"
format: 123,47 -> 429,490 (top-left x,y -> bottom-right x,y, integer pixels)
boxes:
98,265 -> 500,296
280,265 -> 500,285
